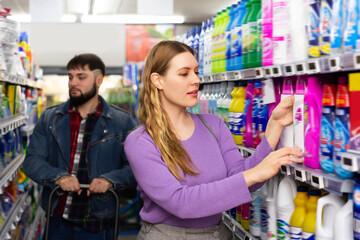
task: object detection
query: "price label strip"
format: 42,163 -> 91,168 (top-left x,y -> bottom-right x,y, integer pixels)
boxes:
341,152 -> 359,172
310,174 -> 324,189
294,169 -> 307,182
329,57 -> 341,72
272,66 -> 282,77
307,60 -> 320,74
284,64 -> 295,76
264,67 -> 272,77
280,165 -> 292,176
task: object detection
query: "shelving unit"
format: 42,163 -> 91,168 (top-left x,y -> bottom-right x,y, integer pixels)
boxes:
0,153 -> 25,193
23,206 -> 44,240
200,53 -> 360,83
0,192 -> 29,240
222,212 -> 257,240
0,114 -> 26,135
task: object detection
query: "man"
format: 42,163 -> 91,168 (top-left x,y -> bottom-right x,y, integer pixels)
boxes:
24,53 -> 137,239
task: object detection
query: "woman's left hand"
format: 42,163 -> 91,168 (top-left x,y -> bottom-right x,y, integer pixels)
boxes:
269,95 -> 295,128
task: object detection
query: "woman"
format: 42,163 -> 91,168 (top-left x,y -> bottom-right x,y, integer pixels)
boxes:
124,40 -> 303,239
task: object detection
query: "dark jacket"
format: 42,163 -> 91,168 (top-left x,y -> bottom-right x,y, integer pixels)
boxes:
24,96 -> 137,217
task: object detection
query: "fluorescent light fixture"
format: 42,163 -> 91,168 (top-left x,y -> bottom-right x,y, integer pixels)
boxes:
7,14 -> 77,23
81,14 -> 185,24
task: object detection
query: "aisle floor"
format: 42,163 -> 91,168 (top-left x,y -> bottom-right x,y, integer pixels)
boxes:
118,235 -> 137,240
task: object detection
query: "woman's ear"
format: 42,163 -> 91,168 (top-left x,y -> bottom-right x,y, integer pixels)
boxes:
150,73 -> 163,90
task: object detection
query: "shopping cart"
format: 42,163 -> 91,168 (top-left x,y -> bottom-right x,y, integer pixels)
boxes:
44,184 -> 119,240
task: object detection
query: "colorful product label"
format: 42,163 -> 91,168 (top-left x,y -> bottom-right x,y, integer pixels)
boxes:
231,26 -> 242,58
250,195 -> 261,229
277,210 -> 292,240
248,22 -> 258,56
308,0 -> 321,58
302,232 -> 315,240
333,107 -> 353,178
252,94 -> 260,147
232,112 -> 245,137
319,0 -> 332,55
330,0 -> 343,52
261,207 -> 269,236
320,105 -> 335,172
354,183 -> 360,240
343,0 -> 360,53
290,226 -> 302,240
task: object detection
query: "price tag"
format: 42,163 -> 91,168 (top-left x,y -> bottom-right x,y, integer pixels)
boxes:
255,68 -> 264,78
341,152 -> 359,172
307,60 -> 320,73
294,169 -> 307,182
353,53 -> 360,69
234,71 -> 242,80
208,75 -> 214,82
272,66 -> 282,77
199,76 -> 204,82
221,73 -> 227,81
295,63 -> 306,75
310,174 -> 324,189
280,165 -> 291,175
329,57 -> 341,71
264,67 -> 272,77
284,64 -> 294,76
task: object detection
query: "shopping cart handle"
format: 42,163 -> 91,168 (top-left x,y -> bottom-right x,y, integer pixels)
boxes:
45,184 -> 119,240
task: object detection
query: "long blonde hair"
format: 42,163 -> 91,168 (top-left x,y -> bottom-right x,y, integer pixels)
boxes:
138,40 -> 199,181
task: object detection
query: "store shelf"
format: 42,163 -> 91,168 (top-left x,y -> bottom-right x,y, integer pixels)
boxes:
200,53 -> 360,83
23,205 -> 45,240
21,124 -> 35,137
0,153 -> 25,193
238,145 -> 353,195
222,212 -> 257,240
0,114 -> 26,135
340,149 -> 360,173
1,73 -> 44,89
0,192 -> 29,240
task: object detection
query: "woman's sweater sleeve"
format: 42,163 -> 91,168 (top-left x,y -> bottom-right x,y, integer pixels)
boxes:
124,131 -> 253,219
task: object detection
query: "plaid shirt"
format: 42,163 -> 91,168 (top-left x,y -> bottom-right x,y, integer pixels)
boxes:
54,100 -> 114,232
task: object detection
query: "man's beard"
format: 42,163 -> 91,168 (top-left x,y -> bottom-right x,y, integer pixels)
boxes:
69,82 -> 97,106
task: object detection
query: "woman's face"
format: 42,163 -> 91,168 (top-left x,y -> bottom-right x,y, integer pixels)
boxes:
155,51 -> 200,111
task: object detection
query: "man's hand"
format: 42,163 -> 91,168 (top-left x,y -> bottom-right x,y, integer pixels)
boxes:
56,176 -> 81,195
87,178 -> 113,196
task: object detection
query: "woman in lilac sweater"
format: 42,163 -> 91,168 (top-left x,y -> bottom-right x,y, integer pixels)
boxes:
124,41 -> 303,239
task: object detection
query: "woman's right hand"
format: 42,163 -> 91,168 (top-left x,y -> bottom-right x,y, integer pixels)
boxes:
243,147 -> 303,187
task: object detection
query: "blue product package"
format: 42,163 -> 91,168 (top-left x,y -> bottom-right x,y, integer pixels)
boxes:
333,107 -> 353,178
354,175 -> 360,240
343,0 -> 360,53
320,105 -> 335,172
308,0 -> 321,58
330,0 -> 344,54
319,0 -> 333,55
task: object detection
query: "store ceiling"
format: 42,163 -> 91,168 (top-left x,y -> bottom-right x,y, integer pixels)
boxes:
2,0 -> 238,24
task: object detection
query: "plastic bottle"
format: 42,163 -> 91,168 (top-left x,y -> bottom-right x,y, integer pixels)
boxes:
260,178 -> 269,240
319,0 -> 333,56
302,189 -> 321,240
265,174 -> 279,240
243,80 -> 255,147
256,6 -> 262,67
268,78 -> 282,119
304,76 -> 323,169
232,0 -> 248,70
334,76 -> 353,178
199,21 -> 206,77
277,176 -> 297,240
217,82 -> 227,120
228,83 -> 240,134
226,4 -> 238,71
224,82 -> 235,127
212,12 -> 222,74
242,202 -> 250,231
330,0 -> 345,55
229,3 -> 241,71
354,174 -> 360,240
247,0 -> 261,68
193,26 -> 201,62
262,0 -> 274,66
293,76 -> 306,154
273,0 -> 290,64
232,83 -> 246,145
242,1 -> 252,69
290,186 -> 309,240
280,77 -> 295,148
334,193 -> 354,240
258,80 -> 268,142
320,81 -> 336,173
289,0 -> 309,61
204,18 -> 214,76
250,187 -> 263,237
343,0 -> 360,53
218,8 -> 231,73
236,204 -> 242,222
315,193 -> 345,240
307,0 -> 321,58
252,80 -> 262,147
188,28 -> 195,50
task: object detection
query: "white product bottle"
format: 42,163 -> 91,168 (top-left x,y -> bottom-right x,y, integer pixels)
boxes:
293,76 -> 306,153
280,77 -> 295,148
316,193 -> 345,240
266,174 -> 280,240
288,0 -> 309,61
250,188 -> 263,237
276,176 -> 297,240
334,194 -> 353,240
272,0 -> 290,65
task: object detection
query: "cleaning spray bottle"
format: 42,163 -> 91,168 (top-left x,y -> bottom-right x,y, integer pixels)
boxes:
293,76 -> 306,154
280,77 -> 295,148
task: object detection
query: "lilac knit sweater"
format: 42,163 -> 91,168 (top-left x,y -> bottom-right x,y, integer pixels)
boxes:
124,113 -> 273,228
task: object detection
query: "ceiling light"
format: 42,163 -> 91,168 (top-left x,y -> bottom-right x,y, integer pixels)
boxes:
81,14 -> 185,24
7,14 -> 77,23
66,0 -> 89,14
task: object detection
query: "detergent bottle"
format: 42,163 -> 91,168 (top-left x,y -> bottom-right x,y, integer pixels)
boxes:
302,189 -> 322,240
